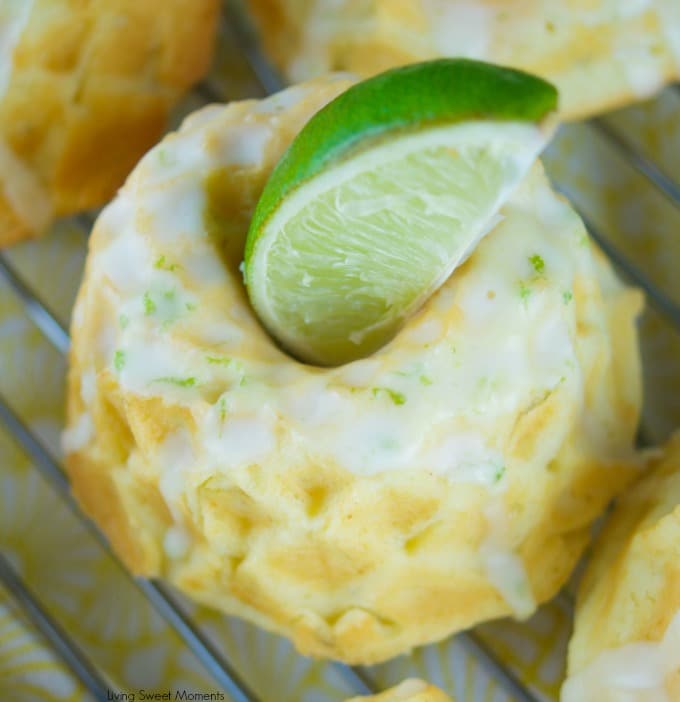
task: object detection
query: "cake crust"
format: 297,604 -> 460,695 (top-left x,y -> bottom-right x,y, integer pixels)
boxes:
246,0 -> 680,121
0,0 -> 219,246
564,433 -> 680,701
65,75 -> 642,664
345,679 -> 454,702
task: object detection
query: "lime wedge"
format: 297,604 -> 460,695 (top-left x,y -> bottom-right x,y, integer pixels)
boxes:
244,59 -> 558,366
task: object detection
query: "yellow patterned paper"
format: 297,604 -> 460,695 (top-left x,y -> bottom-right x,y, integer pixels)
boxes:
544,90 -> 680,441
2,16 -> 680,702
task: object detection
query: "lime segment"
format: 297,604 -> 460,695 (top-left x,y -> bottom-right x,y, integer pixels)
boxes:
245,60 -> 558,366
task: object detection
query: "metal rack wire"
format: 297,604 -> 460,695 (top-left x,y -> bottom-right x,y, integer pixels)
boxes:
1,3 -> 679,701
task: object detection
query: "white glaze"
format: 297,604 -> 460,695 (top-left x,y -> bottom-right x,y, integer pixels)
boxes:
62,413 -> 94,454
425,434 -> 505,485
289,0 -> 373,81
421,0 -> 493,58
71,78 -> 628,589
481,499 -> 536,618
213,123 -> 272,167
157,429 -> 195,520
0,0 -> 32,98
0,138 -> 52,235
0,1 -> 52,233
481,543 -> 536,619
163,525 -> 192,559
79,367 -> 97,407
204,413 -> 277,468
659,2 -> 680,67
562,611 -> 680,702
85,92 -> 588,487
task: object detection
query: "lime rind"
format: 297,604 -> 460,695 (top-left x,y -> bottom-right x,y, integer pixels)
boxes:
247,120 -> 551,366
244,59 -> 558,366
246,59 -> 558,263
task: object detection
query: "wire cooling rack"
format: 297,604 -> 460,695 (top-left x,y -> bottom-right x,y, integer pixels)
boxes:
1,3 -> 679,700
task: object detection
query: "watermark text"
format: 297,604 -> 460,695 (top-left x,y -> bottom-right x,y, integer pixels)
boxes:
106,691 -> 226,702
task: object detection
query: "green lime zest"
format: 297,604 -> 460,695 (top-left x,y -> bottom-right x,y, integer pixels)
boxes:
143,292 -> 156,315
157,148 -> 176,167
519,281 -> 532,304
154,255 -> 181,272
206,355 -> 233,366
372,387 -> 407,405
528,254 -> 545,276
218,396 -> 227,421
153,376 -> 197,388
113,350 -> 126,372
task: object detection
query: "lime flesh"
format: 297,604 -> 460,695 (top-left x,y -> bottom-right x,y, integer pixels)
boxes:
244,60 -> 558,366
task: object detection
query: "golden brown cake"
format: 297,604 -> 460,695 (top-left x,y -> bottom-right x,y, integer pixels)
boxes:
64,74 -> 642,664
345,679 -> 453,702
0,0 -> 219,247
563,432 -> 680,701
245,0 -> 680,120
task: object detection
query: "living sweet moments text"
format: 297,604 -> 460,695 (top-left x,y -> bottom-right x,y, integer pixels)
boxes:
107,691 -> 225,702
